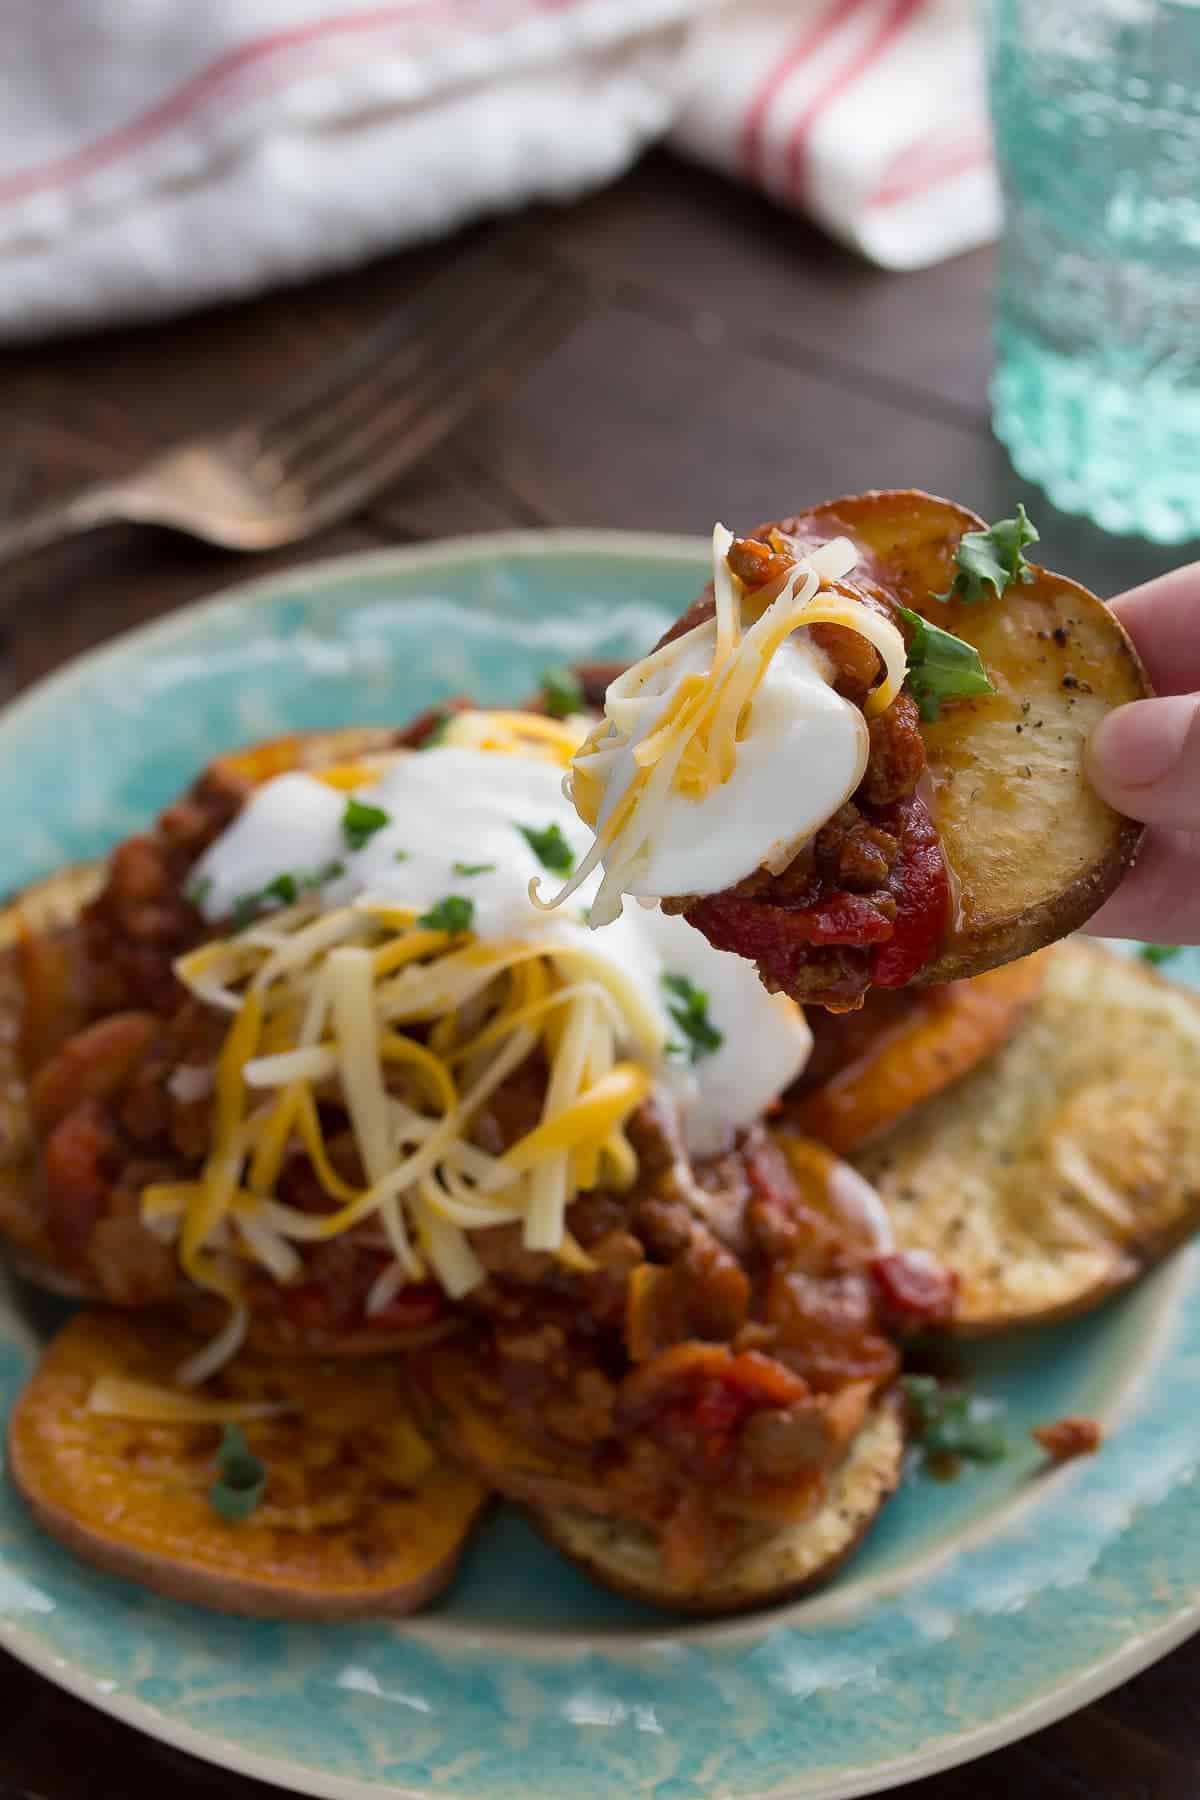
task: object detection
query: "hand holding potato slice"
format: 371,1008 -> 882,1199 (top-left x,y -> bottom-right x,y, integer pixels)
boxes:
7,1311 -> 488,1618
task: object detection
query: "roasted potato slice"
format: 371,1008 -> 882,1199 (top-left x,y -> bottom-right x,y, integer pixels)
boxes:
789,492 -> 1149,984
653,492 -> 1148,1000
854,942 -> 1200,1330
7,1311 -> 488,1618
417,1350 -> 903,1617
789,955 -> 1049,1155
534,1401 -> 903,1616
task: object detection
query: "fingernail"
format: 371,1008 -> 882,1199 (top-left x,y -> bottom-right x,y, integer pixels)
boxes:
1089,697 -> 1195,788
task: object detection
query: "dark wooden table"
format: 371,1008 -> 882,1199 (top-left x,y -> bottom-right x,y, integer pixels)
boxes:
0,152 -> 1196,1800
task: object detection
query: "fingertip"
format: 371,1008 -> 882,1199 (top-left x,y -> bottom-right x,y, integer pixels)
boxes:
1087,695 -> 1200,826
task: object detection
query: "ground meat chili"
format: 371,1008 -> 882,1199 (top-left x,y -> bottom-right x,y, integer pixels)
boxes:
9,698 -> 958,1582
11,712 -> 458,1316
448,1115 -> 956,1583
661,530 -> 954,1012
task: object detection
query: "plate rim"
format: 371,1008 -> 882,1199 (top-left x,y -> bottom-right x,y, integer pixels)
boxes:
2,1562 -> 1197,1800
1,528 -> 1197,1800
0,527 -> 710,762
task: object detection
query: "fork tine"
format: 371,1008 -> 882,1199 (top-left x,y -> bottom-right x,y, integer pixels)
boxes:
242,237 -> 540,454
251,259 -> 550,480
278,278 -> 566,497
288,282 -> 582,529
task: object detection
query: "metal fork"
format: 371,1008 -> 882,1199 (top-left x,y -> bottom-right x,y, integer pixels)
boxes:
0,240 -> 579,565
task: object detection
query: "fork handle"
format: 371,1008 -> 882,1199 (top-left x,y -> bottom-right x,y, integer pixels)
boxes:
0,483 -> 130,569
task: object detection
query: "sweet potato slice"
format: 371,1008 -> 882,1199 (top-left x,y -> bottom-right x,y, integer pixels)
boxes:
7,1311 -> 488,1618
789,955 -> 1048,1155
533,1401 -> 903,1616
786,492 -> 1149,984
854,942 -> 1200,1331
416,1349 -> 903,1616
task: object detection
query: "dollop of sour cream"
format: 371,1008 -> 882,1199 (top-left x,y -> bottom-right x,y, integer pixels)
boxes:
190,745 -> 813,1157
599,629 -> 869,900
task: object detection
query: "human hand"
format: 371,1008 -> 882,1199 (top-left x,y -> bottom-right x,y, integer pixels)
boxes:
1085,565 -> 1200,945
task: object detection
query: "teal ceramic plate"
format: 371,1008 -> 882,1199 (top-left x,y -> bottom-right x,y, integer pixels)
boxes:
0,533 -> 1197,1800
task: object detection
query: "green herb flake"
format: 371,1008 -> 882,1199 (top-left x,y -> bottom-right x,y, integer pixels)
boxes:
452,861 -> 496,877
209,1422 -> 268,1523
897,605 -> 996,723
342,797 -> 392,851
661,972 -> 724,1065
540,666 -> 585,720
417,895 -> 476,934
229,860 -> 344,930
517,822 -> 575,876
394,849 -> 410,863
901,1374 -> 1008,1465
184,875 -> 212,911
936,505 -> 1040,604
1139,943 -> 1182,966
263,871 -> 299,906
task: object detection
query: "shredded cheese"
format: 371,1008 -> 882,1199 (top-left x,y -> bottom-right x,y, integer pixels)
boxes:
441,707 -> 589,766
88,1377 -> 293,1424
165,873 -> 658,1377
541,525 -> 908,924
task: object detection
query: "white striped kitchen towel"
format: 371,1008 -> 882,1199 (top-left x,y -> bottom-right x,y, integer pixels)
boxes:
0,0 -> 998,340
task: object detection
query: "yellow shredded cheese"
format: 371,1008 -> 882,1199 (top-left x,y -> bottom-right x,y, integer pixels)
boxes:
541,525 -> 908,924
165,854 -> 656,1374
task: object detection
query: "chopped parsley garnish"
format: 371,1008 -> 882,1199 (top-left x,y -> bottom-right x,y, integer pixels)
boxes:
662,972 -> 723,1065
540,665 -> 584,719
902,1374 -> 1008,1464
518,821 -> 575,875
209,1423 -> 267,1523
418,895 -> 475,934
342,797 -> 391,851
452,861 -> 496,877
184,875 -> 212,911
421,711 -> 452,748
1140,943 -> 1182,966
936,505 -> 1040,604
230,860 -> 344,930
897,605 -> 996,723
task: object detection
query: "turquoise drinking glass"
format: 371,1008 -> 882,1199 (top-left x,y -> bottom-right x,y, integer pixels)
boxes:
988,0 -> 1200,543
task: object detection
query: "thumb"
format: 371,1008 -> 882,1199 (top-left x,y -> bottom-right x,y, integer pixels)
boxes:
1087,695 -> 1200,829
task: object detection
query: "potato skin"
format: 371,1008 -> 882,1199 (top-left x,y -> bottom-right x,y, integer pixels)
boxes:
854,942 -> 1200,1333
778,491 -> 1150,986
660,491 -> 1151,992
7,1311 -> 488,1619
418,1349 -> 904,1616
531,1399 -> 905,1617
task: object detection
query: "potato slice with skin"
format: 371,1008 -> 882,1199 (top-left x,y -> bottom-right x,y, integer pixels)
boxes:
854,942 -> 1200,1332
7,1311 -> 488,1619
781,492 -> 1149,985
789,955 -> 1049,1155
533,1401 -> 903,1617
416,1350 -> 903,1617
659,491 -> 1149,995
